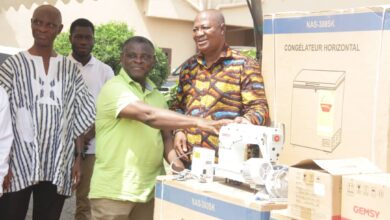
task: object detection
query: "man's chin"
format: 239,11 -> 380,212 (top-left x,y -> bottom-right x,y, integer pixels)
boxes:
35,40 -> 52,48
197,47 -> 210,54
197,43 -> 208,49
75,51 -> 90,56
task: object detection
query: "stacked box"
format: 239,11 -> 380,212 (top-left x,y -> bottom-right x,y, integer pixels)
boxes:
287,158 -> 380,220
154,176 -> 287,220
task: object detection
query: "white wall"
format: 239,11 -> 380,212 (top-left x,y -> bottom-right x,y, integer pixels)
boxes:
145,0 -> 252,27
0,0 -> 196,70
0,0 -> 256,70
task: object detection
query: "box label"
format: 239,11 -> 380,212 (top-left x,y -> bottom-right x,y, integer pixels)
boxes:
353,206 -> 380,218
155,182 -> 270,220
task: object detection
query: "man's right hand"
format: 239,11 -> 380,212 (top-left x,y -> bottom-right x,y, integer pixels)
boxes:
174,131 -> 190,161
196,118 -> 233,134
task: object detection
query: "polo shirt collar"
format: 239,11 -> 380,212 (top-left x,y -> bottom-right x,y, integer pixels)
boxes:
68,54 -> 96,66
118,68 -> 156,92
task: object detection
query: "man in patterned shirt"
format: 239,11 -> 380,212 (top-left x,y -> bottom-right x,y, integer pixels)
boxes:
0,5 -> 95,220
171,9 -> 269,164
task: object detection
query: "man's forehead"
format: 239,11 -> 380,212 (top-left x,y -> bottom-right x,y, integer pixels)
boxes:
195,13 -> 218,25
73,26 -> 94,34
33,5 -> 62,23
125,42 -> 154,52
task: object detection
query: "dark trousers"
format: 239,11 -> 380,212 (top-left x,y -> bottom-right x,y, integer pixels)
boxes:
0,181 -> 67,220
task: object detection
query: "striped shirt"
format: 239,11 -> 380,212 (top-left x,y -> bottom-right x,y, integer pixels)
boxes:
171,45 -> 269,152
0,51 -> 95,196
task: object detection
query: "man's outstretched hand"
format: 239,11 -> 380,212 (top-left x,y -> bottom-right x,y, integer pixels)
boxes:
196,118 -> 233,134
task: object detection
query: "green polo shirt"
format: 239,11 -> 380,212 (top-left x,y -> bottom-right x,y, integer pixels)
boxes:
89,69 -> 167,202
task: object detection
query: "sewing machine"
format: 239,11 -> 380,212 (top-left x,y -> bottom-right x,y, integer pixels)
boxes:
214,123 -> 285,187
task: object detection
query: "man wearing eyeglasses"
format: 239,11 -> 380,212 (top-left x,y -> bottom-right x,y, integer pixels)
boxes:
88,36 -> 230,220
171,9 -> 269,166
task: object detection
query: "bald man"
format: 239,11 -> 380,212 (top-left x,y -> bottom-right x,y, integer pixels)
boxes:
0,4 -> 95,220
171,9 -> 269,165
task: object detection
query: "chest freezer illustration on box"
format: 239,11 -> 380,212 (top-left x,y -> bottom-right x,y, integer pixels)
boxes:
290,69 -> 345,152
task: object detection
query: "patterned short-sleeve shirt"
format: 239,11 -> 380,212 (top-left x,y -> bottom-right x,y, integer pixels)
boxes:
171,46 -> 269,152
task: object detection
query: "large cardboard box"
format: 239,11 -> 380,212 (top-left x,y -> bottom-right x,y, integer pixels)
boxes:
154,176 -> 287,220
341,173 -> 390,220
262,7 -> 390,171
288,158 -> 380,220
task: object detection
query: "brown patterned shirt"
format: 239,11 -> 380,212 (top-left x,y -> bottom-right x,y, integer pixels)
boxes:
171,46 -> 269,152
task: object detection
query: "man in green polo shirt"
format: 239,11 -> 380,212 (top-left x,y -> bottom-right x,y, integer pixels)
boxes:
89,36 -> 227,220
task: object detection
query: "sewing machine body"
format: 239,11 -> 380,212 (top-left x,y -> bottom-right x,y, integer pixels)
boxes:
215,123 -> 285,185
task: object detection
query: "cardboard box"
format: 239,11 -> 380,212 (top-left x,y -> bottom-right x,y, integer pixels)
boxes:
341,173 -> 390,220
262,7 -> 390,171
154,175 -> 287,220
288,158 -> 381,220
271,209 -> 297,220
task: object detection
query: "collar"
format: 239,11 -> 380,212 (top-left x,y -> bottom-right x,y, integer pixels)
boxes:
24,50 -> 62,60
68,54 -> 96,66
118,68 -> 156,91
196,44 -> 232,67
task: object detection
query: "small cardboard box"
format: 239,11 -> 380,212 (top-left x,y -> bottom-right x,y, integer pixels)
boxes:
288,158 -> 381,220
154,176 -> 287,220
341,173 -> 390,220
